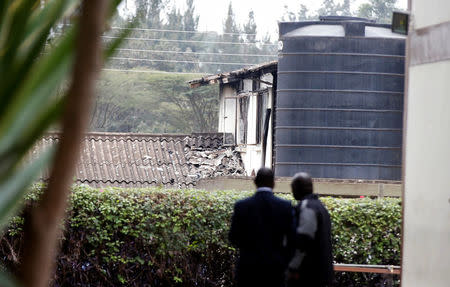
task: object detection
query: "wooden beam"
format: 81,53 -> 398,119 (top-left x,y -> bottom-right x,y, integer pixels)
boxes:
334,264 -> 401,275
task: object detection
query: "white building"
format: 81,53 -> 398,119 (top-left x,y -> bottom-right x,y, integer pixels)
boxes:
189,61 -> 277,176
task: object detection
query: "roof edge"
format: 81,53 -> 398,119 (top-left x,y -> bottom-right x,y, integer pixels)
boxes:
43,131 -> 224,140
188,60 -> 278,88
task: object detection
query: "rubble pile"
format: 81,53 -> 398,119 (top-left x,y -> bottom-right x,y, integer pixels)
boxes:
184,145 -> 245,181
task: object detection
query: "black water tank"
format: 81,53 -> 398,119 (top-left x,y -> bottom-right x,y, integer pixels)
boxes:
275,17 -> 406,180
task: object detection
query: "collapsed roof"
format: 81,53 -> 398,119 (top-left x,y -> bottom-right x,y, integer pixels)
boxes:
32,132 -> 245,188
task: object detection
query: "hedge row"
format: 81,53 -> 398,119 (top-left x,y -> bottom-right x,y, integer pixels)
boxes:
1,185 -> 401,286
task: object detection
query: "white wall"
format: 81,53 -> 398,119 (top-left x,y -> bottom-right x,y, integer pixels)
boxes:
218,85 -> 236,139
217,74 -> 274,175
412,0 -> 450,29
261,74 -> 274,169
402,60 -> 450,286
239,93 -> 259,175
239,86 -> 273,176
402,1 -> 450,285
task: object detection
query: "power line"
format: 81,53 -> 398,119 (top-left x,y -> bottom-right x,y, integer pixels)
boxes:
110,56 -> 256,66
53,31 -> 274,47
102,68 -> 204,75
116,48 -> 277,58
102,35 -> 277,46
62,24 -> 259,36
110,26 -> 258,37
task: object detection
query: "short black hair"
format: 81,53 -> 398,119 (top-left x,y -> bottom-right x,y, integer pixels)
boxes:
291,172 -> 313,200
254,167 -> 274,188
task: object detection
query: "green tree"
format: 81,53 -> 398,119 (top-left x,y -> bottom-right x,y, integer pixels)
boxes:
281,4 -> 316,21
318,0 -> 340,16
356,0 -> 397,23
166,7 -> 183,30
298,4 -> 313,20
340,0 -> 351,16
180,0 -> 200,71
243,10 -> 257,43
92,71 -> 219,133
221,2 -> 242,71
223,2 -> 240,41
183,0 -> 199,32
317,0 -> 355,17
357,3 -> 373,19
240,10 -> 262,66
281,5 -> 297,22
135,0 -> 164,28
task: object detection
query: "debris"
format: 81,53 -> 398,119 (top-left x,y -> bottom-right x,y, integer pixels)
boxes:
183,135 -> 245,182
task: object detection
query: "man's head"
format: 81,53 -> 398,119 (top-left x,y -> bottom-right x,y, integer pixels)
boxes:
254,167 -> 275,189
291,172 -> 313,200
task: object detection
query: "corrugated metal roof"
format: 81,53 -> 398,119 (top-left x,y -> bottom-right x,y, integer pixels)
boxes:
33,132 -> 244,188
188,61 -> 277,88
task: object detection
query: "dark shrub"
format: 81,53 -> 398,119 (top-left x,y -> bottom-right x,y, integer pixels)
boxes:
1,185 -> 401,286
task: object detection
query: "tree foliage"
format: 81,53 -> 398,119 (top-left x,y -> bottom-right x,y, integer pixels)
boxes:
243,10 -> 257,43
105,0 -> 277,74
91,71 -> 218,133
95,1 -> 279,134
2,185 -> 401,286
282,0 -> 399,23
356,0 -> 398,23
97,0 -> 401,135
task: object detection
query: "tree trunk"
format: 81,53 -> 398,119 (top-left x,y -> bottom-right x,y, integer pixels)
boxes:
19,1 -> 107,286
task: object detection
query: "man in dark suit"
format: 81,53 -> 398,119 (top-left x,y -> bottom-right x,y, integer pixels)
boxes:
286,172 -> 334,287
229,167 -> 294,287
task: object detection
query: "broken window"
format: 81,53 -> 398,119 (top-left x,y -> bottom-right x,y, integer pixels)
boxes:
256,90 -> 269,144
238,96 -> 248,144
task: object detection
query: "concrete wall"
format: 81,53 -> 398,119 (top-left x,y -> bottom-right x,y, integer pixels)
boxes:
196,177 -> 401,197
401,1 -> 450,286
217,74 -> 274,175
413,0 -> 450,28
238,86 -> 273,175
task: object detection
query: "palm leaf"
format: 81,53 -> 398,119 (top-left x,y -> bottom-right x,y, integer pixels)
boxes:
0,0 -> 78,117
0,147 -> 54,230
0,28 -> 76,165
0,0 -> 36,94
0,271 -> 17,287
0,1 -> 128,284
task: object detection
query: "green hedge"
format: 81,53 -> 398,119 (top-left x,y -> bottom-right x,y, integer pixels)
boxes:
2,185 -> 401,286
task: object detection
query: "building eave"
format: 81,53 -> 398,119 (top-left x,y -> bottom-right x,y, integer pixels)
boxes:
188,60 -> 278,88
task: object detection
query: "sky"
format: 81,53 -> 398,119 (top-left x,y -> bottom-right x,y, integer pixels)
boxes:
171,0 -> 408,39
120,0 -> 408,40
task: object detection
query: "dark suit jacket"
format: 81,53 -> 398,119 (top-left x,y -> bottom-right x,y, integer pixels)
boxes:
229,188 -> 294,287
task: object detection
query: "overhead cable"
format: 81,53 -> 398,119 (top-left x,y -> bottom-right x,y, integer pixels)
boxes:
116,48 -> 277,57
110,26 -> 258,36
103,68 -> 204,75
102,35 -> 277,46
110,56 -> 255,66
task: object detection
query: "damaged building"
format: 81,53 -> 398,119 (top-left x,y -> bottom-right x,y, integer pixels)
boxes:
33,133 -> 245,188
189,61 -> 277,176
189,16 -> 406,181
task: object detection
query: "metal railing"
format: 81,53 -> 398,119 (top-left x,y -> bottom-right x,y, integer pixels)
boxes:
334,263 -> 401,275
334,264 -> 401,287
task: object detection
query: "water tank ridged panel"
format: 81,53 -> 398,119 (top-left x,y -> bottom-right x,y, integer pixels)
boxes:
275,21 -> 405,180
